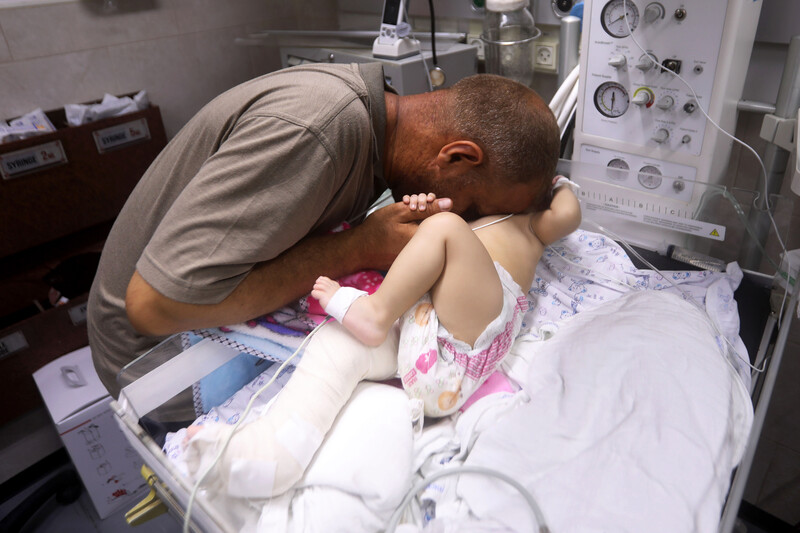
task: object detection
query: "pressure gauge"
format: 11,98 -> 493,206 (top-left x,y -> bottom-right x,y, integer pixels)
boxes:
606,158 -> 630,181
638,165 -> 663,189
594,81 -> 630,118
601,0 -> 640,38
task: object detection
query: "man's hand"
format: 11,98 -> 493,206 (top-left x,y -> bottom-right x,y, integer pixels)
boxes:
349,195 -> 452,271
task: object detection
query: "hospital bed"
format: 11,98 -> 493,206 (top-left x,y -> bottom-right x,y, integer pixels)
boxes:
111,0 -> 800,528
111,158 -> 796,533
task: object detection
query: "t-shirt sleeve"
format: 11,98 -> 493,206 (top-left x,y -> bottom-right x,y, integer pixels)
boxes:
136,114 -> 347,305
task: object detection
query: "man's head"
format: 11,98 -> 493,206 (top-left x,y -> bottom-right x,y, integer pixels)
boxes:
385,75 -> 559,219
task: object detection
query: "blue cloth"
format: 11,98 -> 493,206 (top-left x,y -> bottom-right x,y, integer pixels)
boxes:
183,330 -> 291,415
570,2 -> 584,30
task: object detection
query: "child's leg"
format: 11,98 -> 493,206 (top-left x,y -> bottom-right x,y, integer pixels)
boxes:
313,212 -> 503,347
182,322 -> 399,499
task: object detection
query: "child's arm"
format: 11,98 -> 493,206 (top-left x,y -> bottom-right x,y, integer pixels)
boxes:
529,178 -> 582,245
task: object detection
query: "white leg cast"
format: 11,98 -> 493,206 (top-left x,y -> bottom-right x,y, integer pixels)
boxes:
183,322 -> 398,498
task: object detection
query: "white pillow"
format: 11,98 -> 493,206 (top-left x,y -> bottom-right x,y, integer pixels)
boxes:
300,382 -> 415,515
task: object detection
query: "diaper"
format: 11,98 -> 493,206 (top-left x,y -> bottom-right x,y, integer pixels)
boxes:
397,263 -> 527,417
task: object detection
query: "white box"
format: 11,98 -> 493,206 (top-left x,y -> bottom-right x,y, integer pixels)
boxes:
33,346 -> 148,519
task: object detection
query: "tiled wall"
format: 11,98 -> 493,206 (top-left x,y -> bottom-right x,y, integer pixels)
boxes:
0,0 -> 338,138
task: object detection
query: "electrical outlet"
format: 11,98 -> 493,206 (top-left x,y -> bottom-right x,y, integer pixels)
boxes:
535,43 -> 556,67
533,31 -> 559,74
469,35 -> 485,61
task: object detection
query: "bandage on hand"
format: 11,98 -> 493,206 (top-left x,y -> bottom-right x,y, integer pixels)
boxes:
553,176 -> 580,193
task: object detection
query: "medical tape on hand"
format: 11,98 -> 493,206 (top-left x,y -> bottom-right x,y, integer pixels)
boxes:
324,286 -> 368,323
553,176 -> 580,193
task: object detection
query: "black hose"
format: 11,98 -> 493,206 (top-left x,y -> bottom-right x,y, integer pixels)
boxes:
428,0 -> 438,66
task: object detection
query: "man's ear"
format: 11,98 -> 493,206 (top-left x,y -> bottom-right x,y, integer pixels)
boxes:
436,140 -> 484,167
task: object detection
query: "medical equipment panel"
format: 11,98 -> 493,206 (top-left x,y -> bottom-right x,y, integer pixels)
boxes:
280,44 -> 478,95
557,158 -> 793,268
573,0 -> 763,249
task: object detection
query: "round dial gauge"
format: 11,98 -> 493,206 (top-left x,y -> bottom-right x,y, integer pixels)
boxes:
601,0 -> 640,38
638,165 -> 663,189
606,158 -> 630,181
594,81 -> 630,118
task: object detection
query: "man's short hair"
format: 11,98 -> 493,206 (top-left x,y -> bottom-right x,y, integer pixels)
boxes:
450,75 -> 560,211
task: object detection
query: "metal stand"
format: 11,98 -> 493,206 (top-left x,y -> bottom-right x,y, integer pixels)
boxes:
738,35 -> 800,270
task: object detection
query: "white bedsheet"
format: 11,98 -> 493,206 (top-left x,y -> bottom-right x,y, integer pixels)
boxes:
523,231 -> 750,388
162,230 -> 753,532
459,291 -> 752,533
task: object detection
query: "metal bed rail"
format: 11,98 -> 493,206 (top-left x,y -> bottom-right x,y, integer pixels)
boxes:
718,275 -> 798,533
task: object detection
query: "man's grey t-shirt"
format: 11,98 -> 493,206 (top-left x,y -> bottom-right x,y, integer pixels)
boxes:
88,63 -> 389,404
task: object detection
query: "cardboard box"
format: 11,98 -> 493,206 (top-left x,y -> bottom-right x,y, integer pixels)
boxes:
0,294 -> 90,427
33,346 -> 147,519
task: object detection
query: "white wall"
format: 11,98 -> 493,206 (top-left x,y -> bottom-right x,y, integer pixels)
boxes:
0,0 -> 339,138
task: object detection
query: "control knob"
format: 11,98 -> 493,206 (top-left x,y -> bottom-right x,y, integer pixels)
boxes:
652,128 -> 670,143
644,2 -> 665,23
636,55 -> 657,72
632,91 -> 652,106
608,54 -> 627,68
656,95 -> 674,110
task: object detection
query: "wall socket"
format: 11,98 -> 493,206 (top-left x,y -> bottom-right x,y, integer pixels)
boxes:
534,29 -> 559,73
536,44 -> 555,66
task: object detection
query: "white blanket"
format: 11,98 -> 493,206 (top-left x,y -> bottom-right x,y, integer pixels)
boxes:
459,291 -> 753,533
162,230 -> 753,532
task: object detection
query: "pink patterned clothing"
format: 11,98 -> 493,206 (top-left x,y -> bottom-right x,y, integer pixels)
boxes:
398,263 -> 527,417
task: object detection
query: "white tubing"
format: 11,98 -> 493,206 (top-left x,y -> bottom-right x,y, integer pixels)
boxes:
549,66 -> 577,112
557,82 -> 579,132
549,65 -> 580,113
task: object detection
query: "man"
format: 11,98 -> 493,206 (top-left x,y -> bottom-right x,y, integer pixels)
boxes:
87,62 -> 559,410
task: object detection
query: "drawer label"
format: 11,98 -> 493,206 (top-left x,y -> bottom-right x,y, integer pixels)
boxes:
0,331 -> 28,360
0,140 -> 67,180
68,301 -> 88,325
93,118 -> 150,153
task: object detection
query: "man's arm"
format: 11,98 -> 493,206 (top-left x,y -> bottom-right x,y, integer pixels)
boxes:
529,183 -> 582,246
125,199 -> 452,336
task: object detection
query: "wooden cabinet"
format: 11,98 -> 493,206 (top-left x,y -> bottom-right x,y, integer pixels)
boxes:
0,102 -> 167,424
1,105 -> 167,257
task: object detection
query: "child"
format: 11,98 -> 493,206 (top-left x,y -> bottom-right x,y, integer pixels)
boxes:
313,181 -> 581,416
183,180 -> 580,499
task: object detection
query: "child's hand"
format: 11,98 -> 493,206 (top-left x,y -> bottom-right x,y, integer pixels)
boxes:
403,192 -> 437,212
553,176 -> 580,194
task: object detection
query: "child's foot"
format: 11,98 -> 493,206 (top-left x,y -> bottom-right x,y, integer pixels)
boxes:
311,276 -> 342,309
186,425 -> 203,440
312,276 -> 388,347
